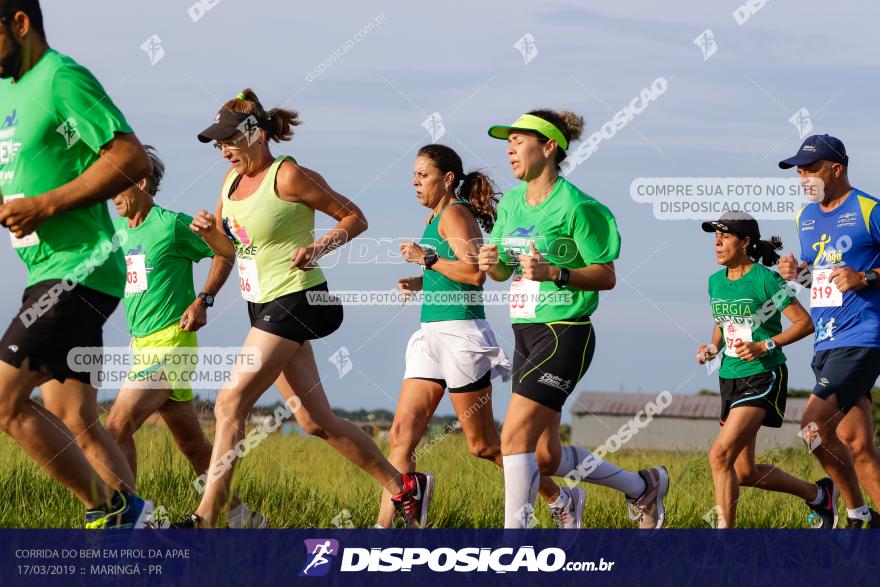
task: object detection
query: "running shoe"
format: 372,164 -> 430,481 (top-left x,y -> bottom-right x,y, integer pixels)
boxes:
85,491 -> 154,529
549,485 -> 586,529
626,466 -> 670,529
227,504 -> 269,529
170,514 -> 205,528
391,472 -> 434,528
806,477 -> 839,528
846,509 -> 880,528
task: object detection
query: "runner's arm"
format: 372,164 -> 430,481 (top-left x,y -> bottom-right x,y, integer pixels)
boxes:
433,205 -> 484,286
0,134 -> 152,236
550,262 -> 616,291
42,133 -> 151,215
768,299 -> 814,350
278,163 -> 368,263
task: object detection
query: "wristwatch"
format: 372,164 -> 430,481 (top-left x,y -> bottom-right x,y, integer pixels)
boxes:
764,338 -> 777,352
865,270 -> 879,289
423,251 -> 439,271
198,292 -> 215,307
554,267 -> 570,288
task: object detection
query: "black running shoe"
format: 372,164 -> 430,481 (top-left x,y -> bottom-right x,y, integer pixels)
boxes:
170,514 -> 204,528
807,477 -> 839,528
846,509 -> 880,528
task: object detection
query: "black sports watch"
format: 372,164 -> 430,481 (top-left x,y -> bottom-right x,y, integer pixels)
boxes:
197,292 -> 215,307
554,267 -> 570,288
423,250 -> 439,271
865,270 -> 880,289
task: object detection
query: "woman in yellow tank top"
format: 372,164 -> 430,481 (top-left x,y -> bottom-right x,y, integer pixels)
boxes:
178,89 -> 432,528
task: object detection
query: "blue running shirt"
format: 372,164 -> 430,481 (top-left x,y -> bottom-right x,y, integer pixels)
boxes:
796,188 -> 880,351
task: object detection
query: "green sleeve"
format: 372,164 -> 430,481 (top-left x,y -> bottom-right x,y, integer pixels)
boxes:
569,201 -> 621,265
174,213 -> 215,262
52,62 -> 133,153
765,268 -> 793,312
489,200 -> 510,264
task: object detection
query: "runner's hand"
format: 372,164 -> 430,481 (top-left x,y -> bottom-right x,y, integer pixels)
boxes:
398,276 -> 422,305
478,244 -> 499,271
400,241 -> 426,265
519,241 -> 554,281
734,340 -> 765,361
0,196 -> 48,238
179,299 -> 208,332
697,344 -> 718,364
778,253 -> 800,281
290,244 -> 320,270
190,210 -> 217,236
830,267 -> 867,292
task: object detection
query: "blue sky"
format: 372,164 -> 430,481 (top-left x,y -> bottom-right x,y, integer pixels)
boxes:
5,1 -> 879,420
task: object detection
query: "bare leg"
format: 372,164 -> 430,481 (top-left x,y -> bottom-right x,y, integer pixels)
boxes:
733,432 -> 818,501
376,378 -> 445,528
104,383 -> 171,480
836,396 -> 880,508
801,394 -> 865,510
274,342 -> 405,497
0,359 -> 114,508
195,329 -> 303,526
41,378 -> 136,494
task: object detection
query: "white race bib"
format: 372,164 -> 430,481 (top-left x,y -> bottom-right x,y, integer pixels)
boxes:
238,258 -> 262,302
723,321 -> 753,358
4,194 -> 40,248
811,268 -> 843,308
124,254 -> 148,295
510,274 -> 540,319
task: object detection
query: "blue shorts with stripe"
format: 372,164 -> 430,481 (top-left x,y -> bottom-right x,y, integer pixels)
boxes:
719,364 -> 788,429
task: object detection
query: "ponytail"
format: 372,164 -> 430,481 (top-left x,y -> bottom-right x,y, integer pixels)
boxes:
748,235 -> 783,267
458,171 -> 500,233
223,88 -> 302,142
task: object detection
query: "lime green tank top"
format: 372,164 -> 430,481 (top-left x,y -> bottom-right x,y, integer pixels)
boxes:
221,156 -> 326,303
420,201 -> 486,322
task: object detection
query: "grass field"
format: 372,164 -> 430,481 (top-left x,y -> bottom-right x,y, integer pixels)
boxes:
0,424 -> 833,528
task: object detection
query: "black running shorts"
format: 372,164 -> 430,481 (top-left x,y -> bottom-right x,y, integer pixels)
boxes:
248,282 -> 343,344
719,364 -> 788,429
511,317 -> 595,412
0,280 -> 119,384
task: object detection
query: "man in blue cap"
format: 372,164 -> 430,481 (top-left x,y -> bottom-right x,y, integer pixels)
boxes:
778,134 -> 880,528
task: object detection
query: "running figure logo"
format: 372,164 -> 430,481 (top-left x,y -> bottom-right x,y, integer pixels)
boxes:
513,33 -> 538,65
693,29 -> 717,61
300,539 -> 340,577
789,108 -> 813,139
56,117 -> 80,148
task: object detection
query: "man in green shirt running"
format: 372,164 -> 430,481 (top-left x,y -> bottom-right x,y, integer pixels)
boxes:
0,1 -> 155,528
103,145 -> 266,528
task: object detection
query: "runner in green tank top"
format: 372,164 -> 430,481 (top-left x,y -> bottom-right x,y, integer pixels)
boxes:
697,212 -> 832,528
375,145 -> 577,528
0,5 -> 155,528
176,89 -> 432,528
479,109 -> 669,529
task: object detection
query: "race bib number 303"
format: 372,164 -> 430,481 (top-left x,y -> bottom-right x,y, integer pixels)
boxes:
124,254 -> 148,295
811,268 -> 843,308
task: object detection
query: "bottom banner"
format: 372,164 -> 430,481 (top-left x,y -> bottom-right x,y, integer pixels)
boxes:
1,529 -> 876,586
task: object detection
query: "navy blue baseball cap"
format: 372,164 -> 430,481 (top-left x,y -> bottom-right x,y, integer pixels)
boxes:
778,134 -> 848,169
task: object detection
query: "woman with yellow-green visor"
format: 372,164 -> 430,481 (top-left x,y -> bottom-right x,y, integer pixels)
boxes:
478,109 -> 670,529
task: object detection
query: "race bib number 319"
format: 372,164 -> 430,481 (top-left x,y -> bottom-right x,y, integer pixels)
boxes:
811,268 -> 843,308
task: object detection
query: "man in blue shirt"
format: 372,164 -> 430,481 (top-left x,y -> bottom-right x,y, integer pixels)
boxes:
779,134 -> 880,528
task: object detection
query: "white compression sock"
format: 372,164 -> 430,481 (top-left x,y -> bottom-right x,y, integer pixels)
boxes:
503,453 -> 540,528
554,445 -> 646,499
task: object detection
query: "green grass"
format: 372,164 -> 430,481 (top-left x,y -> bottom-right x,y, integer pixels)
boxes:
0,425 -> 832,528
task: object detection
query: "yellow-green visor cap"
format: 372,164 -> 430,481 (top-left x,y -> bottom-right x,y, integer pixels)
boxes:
487,114 -> 569,151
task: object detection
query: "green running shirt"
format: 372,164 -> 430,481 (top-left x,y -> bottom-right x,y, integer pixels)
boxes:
0,49 -> 132,297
